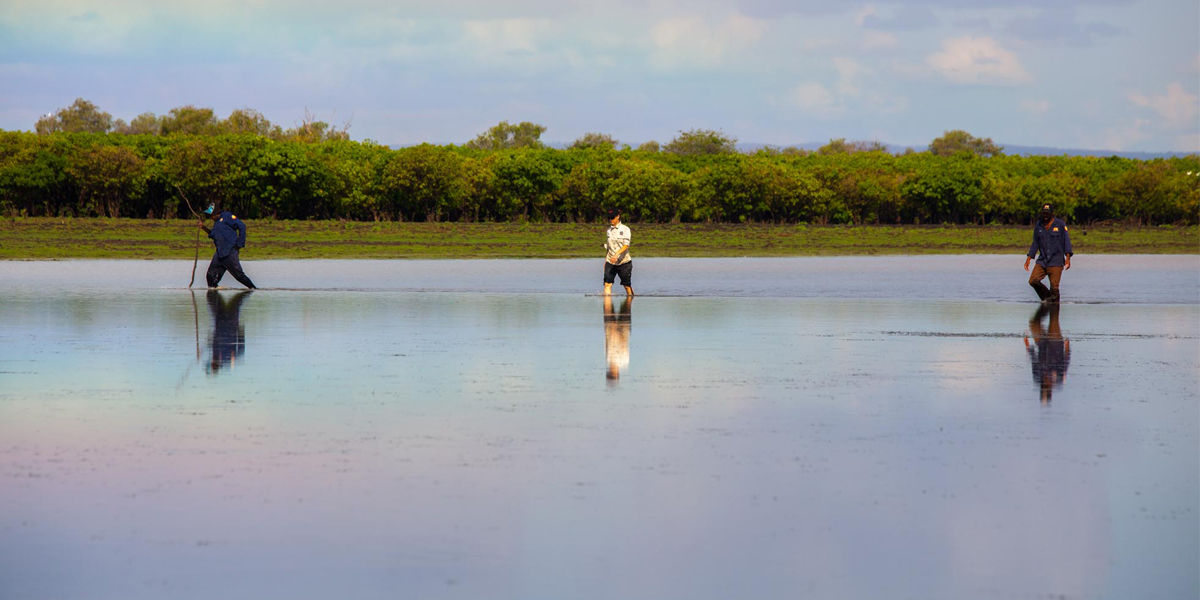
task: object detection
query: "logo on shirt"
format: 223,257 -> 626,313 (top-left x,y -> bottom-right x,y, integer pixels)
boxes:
1052,227 -> 1059,232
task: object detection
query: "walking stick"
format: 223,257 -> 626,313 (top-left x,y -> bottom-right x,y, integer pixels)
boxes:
190,226 -> 200,288
175,184 -> 203,288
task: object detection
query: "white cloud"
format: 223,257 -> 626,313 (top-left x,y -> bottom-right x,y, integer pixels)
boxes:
1096,118 -> 1149,151
649,14 -> 766,66
926,36 -> 1032,86
1020,100 -> 1051,115
862,31 -> 899,51
462,18 -> 553,55
854,5 -> 877,26
832,57 -> 868,97
866,92 -> 909,115
780,81 -> 845,118
1128,82 -> 1199,126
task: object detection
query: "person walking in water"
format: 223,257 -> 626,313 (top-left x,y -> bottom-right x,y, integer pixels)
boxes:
603,208 -> 634,296
1024,202 -> 1072,303
198,204 -> 257,289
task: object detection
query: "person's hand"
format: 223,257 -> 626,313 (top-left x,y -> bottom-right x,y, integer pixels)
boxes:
1064,256 -> 1071,270
1023,257 -> 1031,272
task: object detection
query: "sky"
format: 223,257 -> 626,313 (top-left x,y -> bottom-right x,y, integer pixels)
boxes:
0,0 -> 1197,151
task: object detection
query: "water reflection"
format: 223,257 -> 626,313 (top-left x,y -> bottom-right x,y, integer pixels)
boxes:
1025,304 -> 1070,404
603,296 -> 632,386
206,289 -> 250,375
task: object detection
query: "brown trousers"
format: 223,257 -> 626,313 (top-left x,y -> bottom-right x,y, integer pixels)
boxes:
1029,264 -> 1063,301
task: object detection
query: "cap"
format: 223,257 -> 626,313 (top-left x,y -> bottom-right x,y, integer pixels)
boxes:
203,204 -> 215,215
605,208 -> 619,220
1039,203 -> 1052,216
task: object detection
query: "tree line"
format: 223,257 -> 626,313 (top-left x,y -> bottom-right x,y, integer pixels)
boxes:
2,99 -> 1196,225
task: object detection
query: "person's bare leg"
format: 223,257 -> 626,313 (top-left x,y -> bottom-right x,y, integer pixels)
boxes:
603,282 -> 613,295
624,285 -> 634,296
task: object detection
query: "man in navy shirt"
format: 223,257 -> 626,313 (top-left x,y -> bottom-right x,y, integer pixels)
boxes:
198,204 -> 257,289
1023,203 -> 1072,303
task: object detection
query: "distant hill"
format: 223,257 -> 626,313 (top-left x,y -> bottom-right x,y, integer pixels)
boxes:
435,141 -> 1195,159
731,142 -> 1195,159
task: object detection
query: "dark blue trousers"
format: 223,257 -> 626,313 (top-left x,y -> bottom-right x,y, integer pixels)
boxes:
206,249 -> 256,289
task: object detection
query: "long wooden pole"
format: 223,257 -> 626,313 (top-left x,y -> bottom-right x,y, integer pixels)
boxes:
175,184 -> 203,288
190,226 -> 200,288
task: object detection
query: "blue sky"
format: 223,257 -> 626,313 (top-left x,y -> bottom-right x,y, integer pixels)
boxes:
0,0 -> 1197,151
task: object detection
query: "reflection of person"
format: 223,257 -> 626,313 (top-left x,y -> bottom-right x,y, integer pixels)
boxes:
603,295 -> 632,385
1023,202 -> 1072,303
206,290 -> 249,374
603,208 -> 634,297
1025,304 -> 1070,404
198,204 -> 257,289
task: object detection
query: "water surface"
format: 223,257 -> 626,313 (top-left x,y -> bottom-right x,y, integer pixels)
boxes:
1,257 -> 1196,600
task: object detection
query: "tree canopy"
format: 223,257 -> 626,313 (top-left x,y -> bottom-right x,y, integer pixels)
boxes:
664,129 -> 737,156
5,100 -> 1196,226
929,130 -> 1003,157
466,121 -> 546,150
36,98 -> 114,134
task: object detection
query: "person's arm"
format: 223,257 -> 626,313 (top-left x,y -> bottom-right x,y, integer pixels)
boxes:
233,217 -> 247,248
1025,229 -> 1038,271
1063,222 -> 1072,269
198,219 -> 212,235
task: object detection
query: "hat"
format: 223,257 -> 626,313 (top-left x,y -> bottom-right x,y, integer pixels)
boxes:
203,204 -> 215,215
1039,203 -> 1053,216
605,208 -> 620,220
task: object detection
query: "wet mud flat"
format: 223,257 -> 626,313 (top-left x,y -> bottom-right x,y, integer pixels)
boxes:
0,257 -> 1197,600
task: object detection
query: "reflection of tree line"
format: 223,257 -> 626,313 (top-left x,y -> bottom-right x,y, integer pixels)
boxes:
1025,304 -> 1070,404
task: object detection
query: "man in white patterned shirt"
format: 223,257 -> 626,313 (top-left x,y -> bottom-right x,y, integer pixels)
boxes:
603,208 -> 634,296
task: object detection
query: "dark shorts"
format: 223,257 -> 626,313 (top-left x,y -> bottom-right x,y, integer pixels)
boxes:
604,261 -> 632,286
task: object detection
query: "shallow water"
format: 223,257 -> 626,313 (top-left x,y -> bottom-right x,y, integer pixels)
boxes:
1,258 -> 1197,600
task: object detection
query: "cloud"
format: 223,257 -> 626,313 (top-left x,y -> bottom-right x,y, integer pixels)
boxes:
67,11 -> 100,22
1020,99 -> 1050,115
953,17 -> 991,29
1096,118 -> 1149,151
462,18 -> 553,56
866,92 -> 909,115
781,81 -> 844,117
832,57 -> 868,97
854,5 -> 877,26
649,14 -> 766,66
861,5 -> 937,31
1004,7 -> 1124,46
1128,82 -> 1199,125
862,31 -> 899,51
926,36 -> 1032,85
774,57 -> 878,119
729,0 -> 1133,18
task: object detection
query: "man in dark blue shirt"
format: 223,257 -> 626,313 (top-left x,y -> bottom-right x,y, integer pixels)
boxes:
1023,203 -> 1072,303
198,204 -> 257,289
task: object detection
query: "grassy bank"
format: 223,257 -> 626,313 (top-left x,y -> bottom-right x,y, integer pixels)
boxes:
1,218 -> 1195,259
